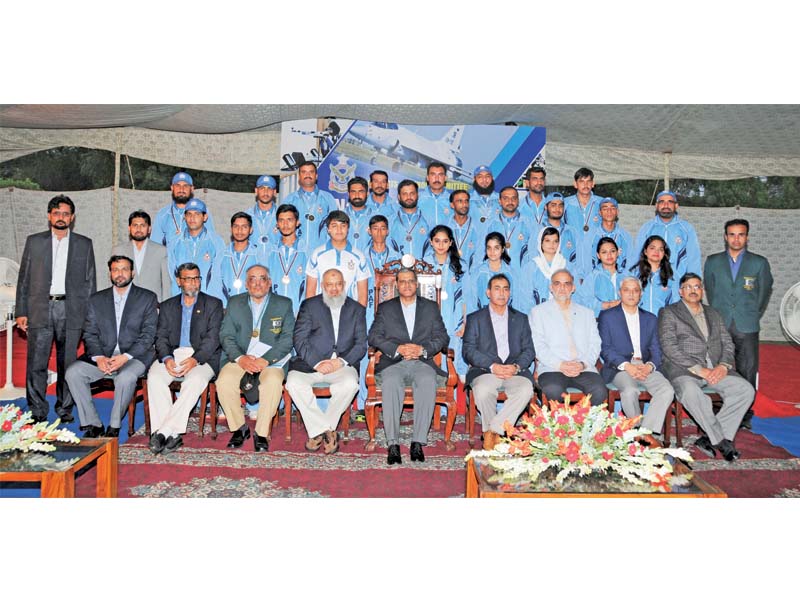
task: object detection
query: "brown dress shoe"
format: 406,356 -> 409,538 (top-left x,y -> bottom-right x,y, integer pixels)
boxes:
305,433 -> 325,452
322,430 -> 339,455
483,431 -> 500,451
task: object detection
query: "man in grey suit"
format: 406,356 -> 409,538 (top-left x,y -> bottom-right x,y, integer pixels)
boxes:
15,195 -> 96,423
65,256 -> 158,437
112,210 -> 171,302
368,267 -> 450,464
658,272 -> 754,461
462,273 -> 535,450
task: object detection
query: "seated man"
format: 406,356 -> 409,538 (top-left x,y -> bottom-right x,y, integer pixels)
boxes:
462,274 -> 535,450
216,265 -> 294,452
598,276 -> 675,438
147,262 -> 224,454
285,269 -> 367,454
65,256 -> 158,437
658,272 -> 754,461
528,269 -> 608,406
368,267 -> 449,464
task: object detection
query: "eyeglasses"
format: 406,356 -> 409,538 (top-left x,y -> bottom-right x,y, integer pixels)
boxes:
247,276 -> 269,283
180,276 -> 201,282
680,284 -> 702,291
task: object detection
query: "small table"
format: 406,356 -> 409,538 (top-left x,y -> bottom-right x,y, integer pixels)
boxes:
465,456 -> 726,498
0,438 -> 118,498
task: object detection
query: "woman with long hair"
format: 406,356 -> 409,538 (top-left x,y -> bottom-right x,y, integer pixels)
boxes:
576,236 -> 623,317
630,235 -> 680,314
464,231 -> 517,314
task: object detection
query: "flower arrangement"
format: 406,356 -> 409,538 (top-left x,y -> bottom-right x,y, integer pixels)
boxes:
466,396 -> 693,492
0,404 -> 80,454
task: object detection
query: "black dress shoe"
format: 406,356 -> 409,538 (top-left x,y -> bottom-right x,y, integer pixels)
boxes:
82,425 -> 105,439
387,444 -> 402,465
163,434 -> 183,454
410,441 -> 425,462
715,439 -> 740,462
104,426 -> 120,438
57,413 -> 75,424
227,426 -> 251,448
31,414 -> 48,425
739,418 -> 753,431
253,433 -> 269,452
694,435 -> 716,458
149,433 -> 167,454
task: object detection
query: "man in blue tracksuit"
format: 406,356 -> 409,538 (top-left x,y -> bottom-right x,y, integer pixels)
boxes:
166,199 -> 225,297
151,172 -> 217,247
282,161 -> 337,255
418,161 -> 452,227
245,174 -> 280,251
564,167 -> 602,239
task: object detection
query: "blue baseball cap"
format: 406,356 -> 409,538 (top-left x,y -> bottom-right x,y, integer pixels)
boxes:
544,192 -> 564,205
184,198 -> 207,214
657,190 -> 677,202
600,197 -> 618,208
256,175 -> 277,189
473,165 -> 492,177
172,172 -> 193,186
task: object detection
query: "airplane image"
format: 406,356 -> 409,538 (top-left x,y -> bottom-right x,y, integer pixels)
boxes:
347,121 -> 472,180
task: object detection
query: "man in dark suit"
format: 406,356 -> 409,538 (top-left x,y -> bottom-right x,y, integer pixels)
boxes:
112,210 -> 171,302
368,267 -> 450,464
64,256 -> 158,437
216,264 -> 295,452
658,273 -> 754,461
599,276 -> 675,437
285,269 -> 367,454
15,195 -> 96,423
703,218 -> 773,429
462,274 -> 535,450
147,262 -> 223,454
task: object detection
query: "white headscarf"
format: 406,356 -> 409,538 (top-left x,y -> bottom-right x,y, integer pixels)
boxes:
532,226 -> 566,279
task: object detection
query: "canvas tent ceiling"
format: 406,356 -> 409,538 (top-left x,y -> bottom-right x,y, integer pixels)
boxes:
1,104 -> 799,185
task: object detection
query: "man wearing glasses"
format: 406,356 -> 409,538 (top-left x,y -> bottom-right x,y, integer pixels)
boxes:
658,273 -> 754,461
634,190 -> 701,280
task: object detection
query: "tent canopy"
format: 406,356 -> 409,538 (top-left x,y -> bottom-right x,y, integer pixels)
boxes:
1,104 -> 799,185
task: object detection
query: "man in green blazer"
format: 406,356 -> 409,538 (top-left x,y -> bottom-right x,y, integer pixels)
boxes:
703,218 -> 773,429
217,264 -> 295,452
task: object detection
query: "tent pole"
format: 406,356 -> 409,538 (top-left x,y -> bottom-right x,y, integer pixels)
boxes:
113,148 -> 121,246
664,152 -> 671,191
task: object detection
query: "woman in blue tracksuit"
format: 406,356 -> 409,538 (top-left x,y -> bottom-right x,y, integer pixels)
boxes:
576,236 -> 623,317
464,231 -> 518,314
629,234 -> 680,315
516,226 -> 567,317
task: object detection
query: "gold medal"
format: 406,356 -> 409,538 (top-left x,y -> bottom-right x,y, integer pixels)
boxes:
505,242 -> 512,249
251,329 -> 259,338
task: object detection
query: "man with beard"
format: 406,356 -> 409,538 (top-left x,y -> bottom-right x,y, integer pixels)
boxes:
564,167 -> 603,239
419,162 -> 452,227
484,187 -> 534,268
151,172 -> 216,247
16,195 -> 96,424
519,166 -> 547,231
445,189 -> 479,270
147,262 -> 223,454
635,190 -> 702,280
112,210 -> 171,302
389,179 -> 431,258
542,192 -> 583,279
267,204 -> 308,315
209,212 -> 267,307
166,198 -> 225,297
286,269 -> 367,454
282,161 -> 337,255
469,164 -> 500,241
306,210 -> 370,306
658,273 -> 753,461
529,269 -> 608,406
367,170 -> 396,218
246,174 -> 280,250
342,176 -> 375,251
64,256 -> 158,437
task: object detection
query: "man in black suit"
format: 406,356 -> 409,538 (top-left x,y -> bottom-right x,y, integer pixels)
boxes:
285,269 -> 367,454
147,262 -> 223,454
368,267 -> 450,464
462,274 -> 535,450
15,195 -> 96,423
64,256 -> 158,437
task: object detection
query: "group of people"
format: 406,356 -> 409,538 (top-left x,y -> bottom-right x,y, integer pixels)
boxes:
14,160 -> 773,464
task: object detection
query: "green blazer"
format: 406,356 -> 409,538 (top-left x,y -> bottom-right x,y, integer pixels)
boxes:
220,292 -> 295,373
703,250 -> 773,333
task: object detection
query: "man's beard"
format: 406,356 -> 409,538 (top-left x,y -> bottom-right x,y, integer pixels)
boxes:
112,277 -> 132,289
172,192 -> 192,204
130,233 -> 148,242
349,197 -> 367,208
473,180 -> 495,196
322,291 -> 346,309
51,221 -> 69,230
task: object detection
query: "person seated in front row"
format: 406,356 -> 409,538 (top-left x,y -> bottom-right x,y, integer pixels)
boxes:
367,267 -> 449,465
598,276 -> 675,440
285,269 -> 367,455
528,269 -> 608,406
216,265 -> 295,452
462,274 -> 535,450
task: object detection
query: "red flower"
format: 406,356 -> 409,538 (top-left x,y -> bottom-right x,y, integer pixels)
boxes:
1,420 -> 12,432
541,457 -> 550,463
573,413 -> 585,425
602,451 -> 614,460
594,432 -> 607,444
37,431 -> 46,438
21,424 -> 32,430
555,429 -> 567,439
557,415 -> 570,425
628,444 -> 638,456
614,425 -> 624,438
533,416 -> 545,427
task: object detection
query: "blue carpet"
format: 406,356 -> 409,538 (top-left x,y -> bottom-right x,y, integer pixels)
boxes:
751,416 -> 800,458
1,395 -> 145,498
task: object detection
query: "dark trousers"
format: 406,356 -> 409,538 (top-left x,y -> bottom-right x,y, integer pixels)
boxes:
25,299 -> 80,419
729,320 -> 759,419
539,371 -> 609,406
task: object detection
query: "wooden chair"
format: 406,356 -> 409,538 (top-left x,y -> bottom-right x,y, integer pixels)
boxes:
90,375 -> 148,438
281,384 -> 357,443
363,258 -> 459,451
464,385 -> 540,448
138,378 -> 218,439
605,382 -> 683,448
